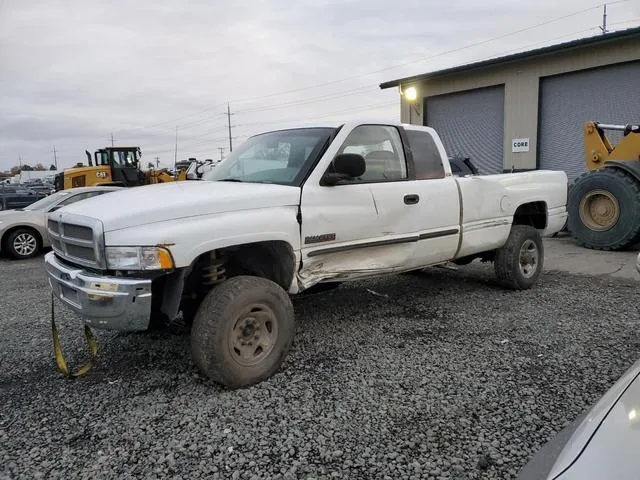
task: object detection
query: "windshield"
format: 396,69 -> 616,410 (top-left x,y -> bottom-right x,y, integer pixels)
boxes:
112,150 -> 138,167
23,191 -> 70,211
203,128 -> 336,186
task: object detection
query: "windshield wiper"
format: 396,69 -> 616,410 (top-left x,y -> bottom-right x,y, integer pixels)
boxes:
217,178 -> 243,182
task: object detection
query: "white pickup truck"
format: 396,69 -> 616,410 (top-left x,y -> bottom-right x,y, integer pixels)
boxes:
44,120 -> 568,387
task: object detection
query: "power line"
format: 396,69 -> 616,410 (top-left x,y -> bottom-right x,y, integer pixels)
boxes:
146,99 -> 397,154
233,87 -> 374,115
238,101 -> 398,131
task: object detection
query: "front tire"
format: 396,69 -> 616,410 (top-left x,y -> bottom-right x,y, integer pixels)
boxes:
5,228 -> 41,259
494,225 -> 543,290
190,275 -> 295,388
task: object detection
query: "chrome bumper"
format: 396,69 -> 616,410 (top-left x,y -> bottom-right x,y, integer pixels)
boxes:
44,251 -> 152,331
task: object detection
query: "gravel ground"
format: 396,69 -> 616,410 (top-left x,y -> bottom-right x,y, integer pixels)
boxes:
1,254 -> 639,480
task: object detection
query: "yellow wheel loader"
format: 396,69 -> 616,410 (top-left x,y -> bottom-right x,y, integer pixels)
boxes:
567,121 -> 640,250
54,147 -> 190,191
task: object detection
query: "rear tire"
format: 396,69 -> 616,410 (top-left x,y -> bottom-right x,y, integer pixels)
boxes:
567,168 -> 640,250
494,225 -> 543,290
190,275 -> 295,388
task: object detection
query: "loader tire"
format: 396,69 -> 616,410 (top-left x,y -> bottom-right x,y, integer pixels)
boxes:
191,275 -> 295,389
567,168 -> 640,251
494,225 -> 543,290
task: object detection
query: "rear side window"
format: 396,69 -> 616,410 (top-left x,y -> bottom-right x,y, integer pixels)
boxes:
405,130 -> 445,180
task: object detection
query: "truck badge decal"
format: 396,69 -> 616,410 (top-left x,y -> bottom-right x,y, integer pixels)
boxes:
305,233 -> 336,244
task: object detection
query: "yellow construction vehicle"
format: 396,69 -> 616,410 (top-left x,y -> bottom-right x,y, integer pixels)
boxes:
54,147 -> 189,191
567,121 -> 640,250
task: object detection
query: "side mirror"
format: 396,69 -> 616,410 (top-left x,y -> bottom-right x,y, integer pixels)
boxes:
321,153 -> 366,186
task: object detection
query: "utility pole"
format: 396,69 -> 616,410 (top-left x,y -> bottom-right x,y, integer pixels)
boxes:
599,4 -> 608,34
174,126 -> 178,170
110,133 -> 115,147
53,146 -> 58,170
218,147 -> 225,160
225,103 -> 234,152
19,155 -> 22,168
154,156 -> 160,169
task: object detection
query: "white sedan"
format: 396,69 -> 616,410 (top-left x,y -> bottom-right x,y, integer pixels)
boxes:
0,186 -> 122,259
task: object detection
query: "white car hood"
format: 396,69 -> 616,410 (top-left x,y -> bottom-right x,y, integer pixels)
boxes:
56,181 -> 301,232
550,358 -> 640,479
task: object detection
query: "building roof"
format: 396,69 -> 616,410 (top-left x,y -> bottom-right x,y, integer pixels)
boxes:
379,26 -> 640,89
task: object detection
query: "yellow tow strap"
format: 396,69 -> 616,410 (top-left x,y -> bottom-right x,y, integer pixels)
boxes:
51,293 -> 98,377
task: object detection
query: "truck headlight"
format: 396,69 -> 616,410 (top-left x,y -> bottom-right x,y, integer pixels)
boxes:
105,246 -> 174,270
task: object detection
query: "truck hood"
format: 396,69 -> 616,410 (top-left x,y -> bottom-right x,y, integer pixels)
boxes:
57,181 -> 301,232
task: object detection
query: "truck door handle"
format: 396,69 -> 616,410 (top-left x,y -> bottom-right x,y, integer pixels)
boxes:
404,194 -> 420,205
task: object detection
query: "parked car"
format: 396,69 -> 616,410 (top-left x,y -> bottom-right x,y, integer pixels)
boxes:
44,120 -> 568,387
0,184 -> 47,211
23,181 -> 56,196
518,356 -> 640,479
0,186 -> 122,259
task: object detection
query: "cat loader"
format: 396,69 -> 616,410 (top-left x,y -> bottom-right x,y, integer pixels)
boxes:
567,121 -> 640,250
54,147 -> 190,191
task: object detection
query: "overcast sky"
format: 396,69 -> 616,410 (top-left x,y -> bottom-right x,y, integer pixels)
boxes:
1,0 -> 638,171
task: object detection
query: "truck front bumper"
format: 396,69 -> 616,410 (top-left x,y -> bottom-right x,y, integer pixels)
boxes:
44,251 -> 152,331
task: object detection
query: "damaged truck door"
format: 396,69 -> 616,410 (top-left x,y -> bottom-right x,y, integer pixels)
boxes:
298,124 -> 461,287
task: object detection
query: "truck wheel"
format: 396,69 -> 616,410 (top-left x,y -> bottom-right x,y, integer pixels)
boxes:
5,228 -> 41,259
567,168 -> 640,250
190,275 -> 295,388
494,225 -> 543,290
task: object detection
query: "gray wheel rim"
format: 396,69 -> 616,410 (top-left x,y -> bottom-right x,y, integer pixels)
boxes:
518,239 -> 539,279
228,303 -> 279,367
13,233 -> 37,256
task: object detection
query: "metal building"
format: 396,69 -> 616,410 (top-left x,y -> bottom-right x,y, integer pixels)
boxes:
379,27 -> 640,182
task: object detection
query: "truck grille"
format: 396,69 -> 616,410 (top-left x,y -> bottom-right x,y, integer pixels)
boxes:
47,213 -> 105,269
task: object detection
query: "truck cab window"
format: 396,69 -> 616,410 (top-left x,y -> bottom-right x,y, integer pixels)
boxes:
405,130 -> 445,180
337,125 -> 407,182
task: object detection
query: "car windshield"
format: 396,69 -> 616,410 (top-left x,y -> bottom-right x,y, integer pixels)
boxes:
23,191 -> 70,211
203,128 -> 336,186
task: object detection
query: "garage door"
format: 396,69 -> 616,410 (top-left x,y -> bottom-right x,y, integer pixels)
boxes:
538,61 -> 640,183
425,85 -> 505,175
